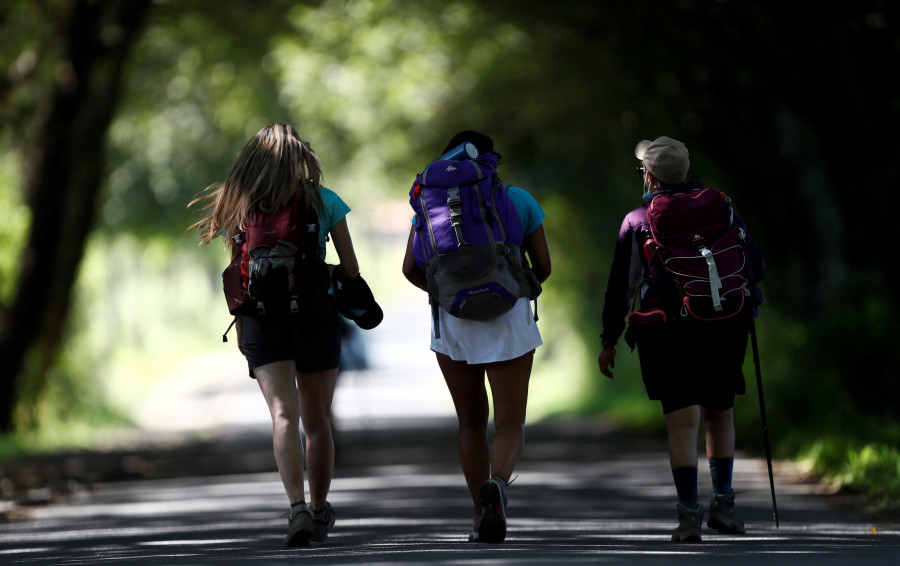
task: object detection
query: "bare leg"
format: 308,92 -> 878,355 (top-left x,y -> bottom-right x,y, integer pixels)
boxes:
665,405 -> 701,469
437,352 -> 490,510
484,351 -> 533,483
297,367 -> 339,511
255,360 -> 305,505
701,407 -> 735,459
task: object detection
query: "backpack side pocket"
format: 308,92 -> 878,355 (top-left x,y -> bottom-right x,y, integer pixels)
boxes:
624,307 -> 668,350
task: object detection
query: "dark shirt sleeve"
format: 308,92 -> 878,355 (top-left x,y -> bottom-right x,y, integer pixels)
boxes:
733,209 -> 766,311
601,208 -> 644,345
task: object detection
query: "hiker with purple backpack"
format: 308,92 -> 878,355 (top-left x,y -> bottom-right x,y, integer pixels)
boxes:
402,131 -> 551,543
597,136 -> 765,542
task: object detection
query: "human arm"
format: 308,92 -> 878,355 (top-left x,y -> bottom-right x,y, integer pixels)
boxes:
598,208 -> 646,377
524,224 -> 551,283
733,209 -> 766,314
506,185 -> 550,282
733,209 -> 765,283
402,224 -> 429,292
329,217 -> 359,279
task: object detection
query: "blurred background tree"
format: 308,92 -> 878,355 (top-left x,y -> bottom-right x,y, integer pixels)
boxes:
1,0 -> 897,476
0,0 -> 151,432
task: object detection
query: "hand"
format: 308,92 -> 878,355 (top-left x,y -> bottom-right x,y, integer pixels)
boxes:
598,345 -> 616,379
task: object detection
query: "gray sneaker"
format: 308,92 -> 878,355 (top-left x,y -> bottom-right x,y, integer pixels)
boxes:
284,506 -> 314,547
707,491 -> 746,534
310,502 -> 336,542
672,503 -> 704,542
468,510 -> 483,542
476,478 -> 508,543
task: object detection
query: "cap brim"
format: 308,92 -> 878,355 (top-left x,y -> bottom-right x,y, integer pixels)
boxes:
335,274 -> 383,330
635,139 -> 652,160
346,303 -> 383,330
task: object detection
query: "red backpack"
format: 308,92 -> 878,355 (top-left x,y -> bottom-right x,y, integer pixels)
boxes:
643,188 -> 751,321
222,194 -> 331,318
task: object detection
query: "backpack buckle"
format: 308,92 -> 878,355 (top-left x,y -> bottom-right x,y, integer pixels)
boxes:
447,188 -> 466,246
447,188 -> 461,208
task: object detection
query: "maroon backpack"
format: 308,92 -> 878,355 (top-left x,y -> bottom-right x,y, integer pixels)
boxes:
643,188 -> 751,321
222,194 -> 331,318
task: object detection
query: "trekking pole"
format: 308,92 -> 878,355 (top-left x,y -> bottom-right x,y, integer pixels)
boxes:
750,319 -> 779,527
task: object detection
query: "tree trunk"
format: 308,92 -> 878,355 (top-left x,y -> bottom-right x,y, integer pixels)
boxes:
0,0 -> 150,432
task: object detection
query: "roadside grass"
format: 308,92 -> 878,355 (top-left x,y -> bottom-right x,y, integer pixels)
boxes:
802,440 -> 900,514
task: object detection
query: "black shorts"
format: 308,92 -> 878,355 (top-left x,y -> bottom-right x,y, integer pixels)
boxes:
636,316 -> 749,414
659,390 -> 737,415
239,295 -> 341,378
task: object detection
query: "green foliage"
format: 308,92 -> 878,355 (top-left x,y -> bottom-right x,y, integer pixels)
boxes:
0,149 -> 29,304
803,441 -> 900,513
103,1 -> 299,234
72,233 -> 229,414
7,230 -> 227,433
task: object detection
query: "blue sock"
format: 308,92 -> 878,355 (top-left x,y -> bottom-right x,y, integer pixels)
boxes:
672,466 -> 698,509
709,457 -> 734,495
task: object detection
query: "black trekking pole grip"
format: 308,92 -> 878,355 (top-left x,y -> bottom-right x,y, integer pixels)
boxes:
751,319 -> 779,527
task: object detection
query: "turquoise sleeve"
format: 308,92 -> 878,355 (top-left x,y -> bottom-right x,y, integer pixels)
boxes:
507,185 -> 546,235
317,187 -> 351,259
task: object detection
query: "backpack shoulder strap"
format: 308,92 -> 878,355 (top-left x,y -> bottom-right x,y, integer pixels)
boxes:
289,195 -> 322,260
487,176 -> 508,243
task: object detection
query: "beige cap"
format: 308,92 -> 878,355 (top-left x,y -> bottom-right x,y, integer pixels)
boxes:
635,136 -> 690,185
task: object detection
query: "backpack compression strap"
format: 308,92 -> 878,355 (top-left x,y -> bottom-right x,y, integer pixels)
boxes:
700,246 -> 724,312
447,187 -> 466,247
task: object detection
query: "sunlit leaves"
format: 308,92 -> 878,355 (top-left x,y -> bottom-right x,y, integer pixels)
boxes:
0,151 -> 29,304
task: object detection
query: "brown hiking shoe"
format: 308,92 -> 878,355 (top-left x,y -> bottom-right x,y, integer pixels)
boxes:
707,491 -> 746,534
672,503 -> 704,542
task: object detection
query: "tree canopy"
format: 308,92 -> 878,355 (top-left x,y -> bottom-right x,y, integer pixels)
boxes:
1,0 -> 898,458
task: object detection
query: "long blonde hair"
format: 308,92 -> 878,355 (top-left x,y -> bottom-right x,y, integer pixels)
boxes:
189,123 -> 324,248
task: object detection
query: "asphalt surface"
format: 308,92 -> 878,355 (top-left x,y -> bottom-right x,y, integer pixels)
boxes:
1,417 -> 899,565
2,305 -> 899,564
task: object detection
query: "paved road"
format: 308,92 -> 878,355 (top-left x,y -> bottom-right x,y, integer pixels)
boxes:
1,418 -> 898,565
2,304 -> 899,564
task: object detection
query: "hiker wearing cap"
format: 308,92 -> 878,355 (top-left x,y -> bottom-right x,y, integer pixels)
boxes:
402,130 -> 551,543
190,124 -> 379,547
597,136 -> 765,542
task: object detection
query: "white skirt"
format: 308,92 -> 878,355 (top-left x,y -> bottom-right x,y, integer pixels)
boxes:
430,297 -> 543,364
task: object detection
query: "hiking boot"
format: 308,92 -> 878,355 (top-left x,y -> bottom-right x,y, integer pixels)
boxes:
671,503 -> 704,542
707,491 -> 746,534
310,502 -> 336,542
476,478 -> 508,543
284,506 -> 314,547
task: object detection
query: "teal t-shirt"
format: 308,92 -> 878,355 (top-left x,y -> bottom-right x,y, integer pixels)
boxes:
317,186 -> 350,260
506,185 -> 545,236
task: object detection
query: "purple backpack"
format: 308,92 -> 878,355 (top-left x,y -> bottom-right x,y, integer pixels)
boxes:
643,188 -> 751,321
409,152 -> 540,323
